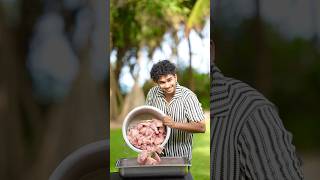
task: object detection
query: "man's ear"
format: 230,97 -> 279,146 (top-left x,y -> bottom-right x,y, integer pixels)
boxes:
174,74 -> 178,81
210,40 -> 215,65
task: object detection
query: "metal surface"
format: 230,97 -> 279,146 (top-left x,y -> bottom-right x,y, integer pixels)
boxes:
116,157 -> 191,178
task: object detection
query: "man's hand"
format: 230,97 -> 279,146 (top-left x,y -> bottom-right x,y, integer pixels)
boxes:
163,116 -> 175,128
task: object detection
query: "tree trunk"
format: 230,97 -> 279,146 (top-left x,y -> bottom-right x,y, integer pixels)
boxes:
0,8 -> 44,179
110,66 -> 121,121
27,46 -> 107,180
0,30 -> 26,180
116,82 -> 145,123
114,47 -> 126,84
187,37 -> 194,91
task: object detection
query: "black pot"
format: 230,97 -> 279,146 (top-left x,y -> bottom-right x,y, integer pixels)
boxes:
49,140 -> 109,180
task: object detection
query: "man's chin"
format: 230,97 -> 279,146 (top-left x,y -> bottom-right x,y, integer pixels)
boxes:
165,90 -> 174,95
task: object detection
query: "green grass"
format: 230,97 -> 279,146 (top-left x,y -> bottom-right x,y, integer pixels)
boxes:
190,122 -> 210,180
110,121 -> 210,180
110,129 -> 138,172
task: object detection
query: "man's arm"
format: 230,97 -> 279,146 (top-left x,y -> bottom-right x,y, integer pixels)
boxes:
238,105 -> 303,179
163,116 -> 206,133
163,92 -> 206,133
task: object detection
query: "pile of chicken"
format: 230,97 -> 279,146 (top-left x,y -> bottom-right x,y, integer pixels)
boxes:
127,118 -> 166,165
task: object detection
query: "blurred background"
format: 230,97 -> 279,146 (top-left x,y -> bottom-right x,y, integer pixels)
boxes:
0,0 -> 107,179
213,0 -> 320,179
109,0 -> 210,179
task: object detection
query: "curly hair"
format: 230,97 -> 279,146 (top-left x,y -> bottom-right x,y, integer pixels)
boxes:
150,60 -> 176,82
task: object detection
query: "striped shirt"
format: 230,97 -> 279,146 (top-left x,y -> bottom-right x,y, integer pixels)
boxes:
210,65 -> 304,180
146,83 -> 205,160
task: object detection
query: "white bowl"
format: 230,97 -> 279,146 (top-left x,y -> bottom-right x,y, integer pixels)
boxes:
122,105 -> 171,153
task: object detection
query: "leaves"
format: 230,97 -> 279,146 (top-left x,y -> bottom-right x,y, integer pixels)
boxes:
110,0 -> 191,51
185,0 -> 210,36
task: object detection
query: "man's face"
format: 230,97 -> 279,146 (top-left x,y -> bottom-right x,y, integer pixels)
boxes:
157,74 -> 177,96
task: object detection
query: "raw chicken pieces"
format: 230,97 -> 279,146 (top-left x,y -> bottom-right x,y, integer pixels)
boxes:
137,146 -> 163,165
127,118 -> 166,165
127,118 -> 166,150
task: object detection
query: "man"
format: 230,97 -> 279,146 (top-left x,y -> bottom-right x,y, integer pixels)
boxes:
210,40 -> 304,179
146,60 -> 206,161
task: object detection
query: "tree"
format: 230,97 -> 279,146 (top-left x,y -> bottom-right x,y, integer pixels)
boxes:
185,0 -> 210,91
110,0 -> 194,120
110,0 -> 190,82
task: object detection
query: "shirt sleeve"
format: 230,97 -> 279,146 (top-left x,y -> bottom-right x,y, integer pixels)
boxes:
238,105 -> 304,180
184,93 -> 205,122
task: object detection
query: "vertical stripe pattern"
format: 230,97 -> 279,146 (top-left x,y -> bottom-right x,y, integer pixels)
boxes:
146,83 -> 205,160
210,65 -> 303,180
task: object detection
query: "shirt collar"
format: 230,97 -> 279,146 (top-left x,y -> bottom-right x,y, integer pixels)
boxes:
211,64 -> 230,117
211,63 -> 224,79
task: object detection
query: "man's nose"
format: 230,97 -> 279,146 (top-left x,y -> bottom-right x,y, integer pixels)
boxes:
164,82 -> 170,88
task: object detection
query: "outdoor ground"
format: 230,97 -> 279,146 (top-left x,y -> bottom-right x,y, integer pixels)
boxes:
109,111 -> 320,179
110,111 -> 210,180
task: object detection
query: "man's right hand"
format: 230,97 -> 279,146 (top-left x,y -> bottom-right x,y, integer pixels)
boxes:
163,116 -> 176,128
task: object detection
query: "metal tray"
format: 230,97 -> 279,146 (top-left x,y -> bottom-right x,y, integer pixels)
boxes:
116,157 -> 191,178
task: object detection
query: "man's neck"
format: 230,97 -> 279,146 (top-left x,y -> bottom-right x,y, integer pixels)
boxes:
164,92 -> 175,103
211,64 -> 224,78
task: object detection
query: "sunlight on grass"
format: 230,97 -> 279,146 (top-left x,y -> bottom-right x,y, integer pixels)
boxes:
193,148 -> 210,154
191,120 -> 210,180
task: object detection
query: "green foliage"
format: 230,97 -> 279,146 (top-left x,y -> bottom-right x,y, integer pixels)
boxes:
110,0 -> 192,52
178,68 -> 210,110
142,79 -> 156,97
186,0 -> 210,31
